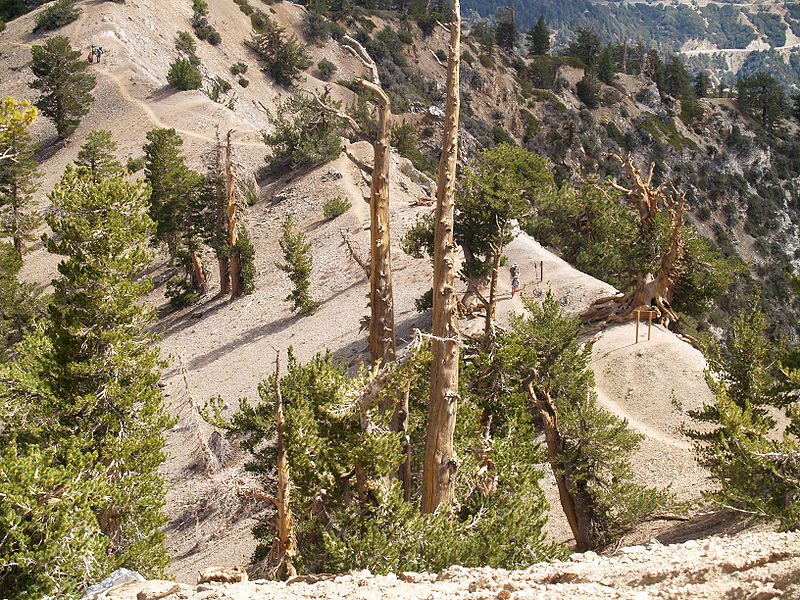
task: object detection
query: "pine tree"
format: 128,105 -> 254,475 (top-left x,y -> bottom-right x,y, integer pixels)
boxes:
0,242 -> 40,350
0,440 -> 109,600
455,144 -> 553,339
0,168 -> 174,594
143,127 -> 208,300
596,44 -> 617,85
276,215 -> 321,315
42,167 -> 174,571
686,294 -> 800,528
527,16 -> 550,56
502,290 -> 671,549
76,129 -> 123,182
737,72 -> 786,129
0,97 -> 40,257
30,36 -> 96,139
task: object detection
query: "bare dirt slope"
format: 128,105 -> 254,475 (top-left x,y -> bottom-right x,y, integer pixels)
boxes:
1,0 -> 727,585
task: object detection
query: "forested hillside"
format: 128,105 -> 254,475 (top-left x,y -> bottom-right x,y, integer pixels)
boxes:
463,0 -> 800,89
1,0 -> 800,598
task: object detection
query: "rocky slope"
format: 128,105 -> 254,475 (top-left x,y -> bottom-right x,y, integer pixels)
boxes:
94,530 -> 800,600
0,0 -> 791,589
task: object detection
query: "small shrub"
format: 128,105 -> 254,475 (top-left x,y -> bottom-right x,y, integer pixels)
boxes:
322,195 -> 351,219
216,77 -> 232,92
230,61 -> 248,75
435,49 -> 447,62
576,73 -> 601,108
461,50 -> 474,65
317,58 -> 337,80
478,53 -> 495,69
34,0 -> 80,32
192,0 -> 208,15
239,180 -> 261,206
126,156 -> 145,172
208,30 -> 222,45
166,276 -> 200,307
398,28 -> 413,45
238,77 -> 249,87
167,58 -> 202,90
175,30 -> 197,55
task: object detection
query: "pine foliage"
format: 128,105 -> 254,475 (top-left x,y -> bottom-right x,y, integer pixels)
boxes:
0,168 -> 174,597
30,36 -> 96,139
276,215 -> 321,315
0,97 -> 40,256
686,294 -> 800,528
218,344 -> 563,577
262,92 -> 343,173
247,15 -> 311,86
76,129 -> 122,182
500,291 -> 672,547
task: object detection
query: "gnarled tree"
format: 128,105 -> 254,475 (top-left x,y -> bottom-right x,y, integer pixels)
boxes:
581,153 -> 685,329
422,0 -> 461,515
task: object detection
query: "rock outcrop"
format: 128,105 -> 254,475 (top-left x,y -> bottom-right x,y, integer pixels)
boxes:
98,530 -> 800,600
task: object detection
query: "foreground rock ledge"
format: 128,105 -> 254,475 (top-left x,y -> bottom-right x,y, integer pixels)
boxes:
108,531 -> 800,600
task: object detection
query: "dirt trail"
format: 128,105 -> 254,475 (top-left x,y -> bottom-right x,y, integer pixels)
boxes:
102,68 -> 266,148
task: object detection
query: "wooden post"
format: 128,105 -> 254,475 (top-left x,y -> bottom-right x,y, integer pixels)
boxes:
540,260 -> 544,283
648,310 -> 653,341
635,310 -> 640,344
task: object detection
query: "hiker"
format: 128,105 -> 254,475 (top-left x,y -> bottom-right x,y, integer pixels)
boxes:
88,45 -> 94,63
95,46 -> 104,63
510,263 -> 520,297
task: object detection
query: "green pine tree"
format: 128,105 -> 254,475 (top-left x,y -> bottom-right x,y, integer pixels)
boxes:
30,36 -> 96,139
276,215 -> 321,315
527,16 -> 550,56
501,290 -> 671,549
596,44 -> 617,85
76,129 -> 123,182
685,294 -> 800,528
0,97 -> 40,257
0,167 -> 174,589
0,242 -> 40,351
0,439 -> 109,600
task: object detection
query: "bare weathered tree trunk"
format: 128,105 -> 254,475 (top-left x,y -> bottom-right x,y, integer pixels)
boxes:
581,153 -> 685,331
225,130 -> 243,298
190,247 -> 208,296
211,135 -> 230,296
365,82 -> 396,390
422,0 -> 461,515
524,376 -> 592,551
269,354 -> 296,579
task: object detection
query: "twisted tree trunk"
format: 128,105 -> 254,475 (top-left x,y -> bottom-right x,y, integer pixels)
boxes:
581,153 -> 685,331
422,0 -> 461,515
524,376 -> 592,551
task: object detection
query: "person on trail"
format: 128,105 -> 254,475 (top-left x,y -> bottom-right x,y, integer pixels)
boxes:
510,263 -> 520,297
88,47 -> 94,64
96,46 -> 104,63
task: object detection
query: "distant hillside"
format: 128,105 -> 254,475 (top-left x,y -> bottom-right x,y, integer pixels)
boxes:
463,0 -> 800,90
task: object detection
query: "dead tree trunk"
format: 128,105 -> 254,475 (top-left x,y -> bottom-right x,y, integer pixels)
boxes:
225,130 -> 243,298
524,376 -> 592,551
190,247 -> 208,296
209,134 -> 231,297
581,153 -> 685,331
422,0 -> 461,515
268,354 -> 296,579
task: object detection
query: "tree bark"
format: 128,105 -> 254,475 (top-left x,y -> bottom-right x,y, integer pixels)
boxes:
366,82 -> 396,392
422,0 -> 461,515
225,130 -> 243,298
190,249 -> 208,295
270,354 -> 297,579
581,153 -> 685,330
524,376 -> 592,551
